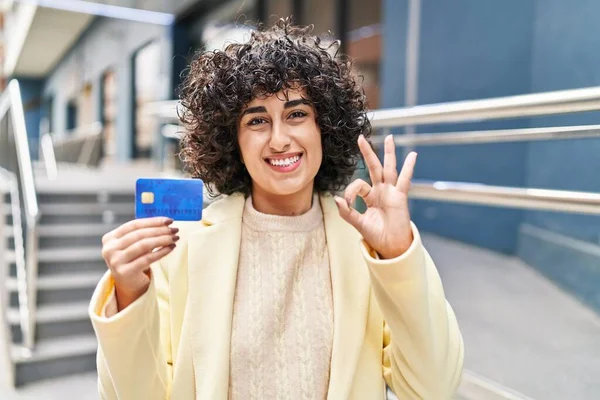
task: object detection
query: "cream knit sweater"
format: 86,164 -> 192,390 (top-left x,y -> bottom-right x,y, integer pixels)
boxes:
228,196 -> 334,400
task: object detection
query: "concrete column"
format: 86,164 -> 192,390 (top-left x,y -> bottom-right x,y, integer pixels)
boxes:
115,58 -> 133,161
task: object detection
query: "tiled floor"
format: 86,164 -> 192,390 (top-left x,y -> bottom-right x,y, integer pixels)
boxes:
1,232 -> 599,399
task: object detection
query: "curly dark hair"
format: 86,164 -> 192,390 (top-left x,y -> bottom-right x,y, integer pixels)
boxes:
178,18 -> 371,197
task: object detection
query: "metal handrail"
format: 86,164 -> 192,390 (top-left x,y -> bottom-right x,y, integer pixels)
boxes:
0,79 -> 39,352
144,100 -> 183,122
39,133 -> 58,180
49,121 -> 103,141
409,181 -> 600,215
369,85 -> 600,127
161,123 -> 182,139
40,121 -> 104,176
371,124 -> 600,146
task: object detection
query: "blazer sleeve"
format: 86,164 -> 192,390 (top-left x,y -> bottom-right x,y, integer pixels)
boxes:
360,222 -> 464,400
89,259 -> 173,400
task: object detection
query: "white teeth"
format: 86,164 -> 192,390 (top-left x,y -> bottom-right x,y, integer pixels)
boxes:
269,155 -> 300,167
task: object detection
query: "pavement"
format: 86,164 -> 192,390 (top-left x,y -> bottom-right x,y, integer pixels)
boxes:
0,232 -> 599,399
425,234 -> 600,400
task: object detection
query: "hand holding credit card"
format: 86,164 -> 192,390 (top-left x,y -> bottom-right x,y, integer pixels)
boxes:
135,178 -> 204,221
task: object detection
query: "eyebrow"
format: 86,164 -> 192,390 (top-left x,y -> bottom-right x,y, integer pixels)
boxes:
240,98 -> 312,118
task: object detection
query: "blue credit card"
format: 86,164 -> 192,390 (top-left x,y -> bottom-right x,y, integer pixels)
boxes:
135,178 -> 204,221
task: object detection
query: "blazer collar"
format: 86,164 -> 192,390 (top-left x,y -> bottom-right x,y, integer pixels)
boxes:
200,193 -> 246,225
321,194 -> 371,399
187,193 -> 370,399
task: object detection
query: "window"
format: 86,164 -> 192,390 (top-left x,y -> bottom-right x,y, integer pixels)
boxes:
66,100 -> 77,131
133,40 -> 161,158
348,0 -> 382,108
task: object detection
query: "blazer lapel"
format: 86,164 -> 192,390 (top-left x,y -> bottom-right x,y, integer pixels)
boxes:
186,194 -> 245,399
321,195 -> 371,399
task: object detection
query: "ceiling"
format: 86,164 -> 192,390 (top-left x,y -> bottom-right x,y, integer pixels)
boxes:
8,0 -> 229,77
12,6 -> 94,77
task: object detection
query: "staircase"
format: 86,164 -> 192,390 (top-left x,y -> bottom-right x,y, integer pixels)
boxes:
1,164 -> 145,386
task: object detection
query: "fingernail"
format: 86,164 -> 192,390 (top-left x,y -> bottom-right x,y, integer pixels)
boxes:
169,244 -> 176,249
164,218 -> 174,225
173,235 -> 180,242
170,227 -> 179,234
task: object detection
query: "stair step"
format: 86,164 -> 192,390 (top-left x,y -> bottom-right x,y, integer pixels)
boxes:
5,247 -> 101,264
39,246 -> 101,263
6,271 -> 104,291
35,177 -> 136,194
40,202 -> 133,215
13,334 -> 97,363
38,223 -> 119,237
5,249 -> 17,264
1,203 -> 11,214
3,225 -> 14,237
8,301 -> 89,325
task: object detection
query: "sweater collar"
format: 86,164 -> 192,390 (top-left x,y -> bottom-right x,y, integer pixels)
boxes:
242,194 -> 323,232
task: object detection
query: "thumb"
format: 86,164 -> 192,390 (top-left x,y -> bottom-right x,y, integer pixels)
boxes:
334,196 -> 363,230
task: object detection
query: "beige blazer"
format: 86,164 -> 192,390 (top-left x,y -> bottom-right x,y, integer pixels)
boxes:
89,193 -> 464,399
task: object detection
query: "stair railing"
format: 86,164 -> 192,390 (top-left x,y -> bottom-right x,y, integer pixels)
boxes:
0,79 -> 40,356
39,121 -> 104,179
0,174 -> 15,386
366,85 -> 600,215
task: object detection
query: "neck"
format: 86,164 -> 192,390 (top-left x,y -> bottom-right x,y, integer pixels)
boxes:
251,184 -> 314,216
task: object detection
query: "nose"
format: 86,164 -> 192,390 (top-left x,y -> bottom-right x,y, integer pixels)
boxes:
269,121 -> 291,152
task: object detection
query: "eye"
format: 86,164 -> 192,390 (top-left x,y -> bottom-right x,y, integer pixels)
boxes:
247,117 -> 267,126
289,110 -> 308,119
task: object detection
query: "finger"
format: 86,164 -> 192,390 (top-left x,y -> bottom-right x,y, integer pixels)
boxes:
125,244 -> 177,275
114,225 -> 180,251
112,234 -> 179,266
358,135 -> 383,185
103,217 -> 173,244
396,151 -> 418,193
344,179 -> 373,207
383,135 -> 398,184
334,196 -> 364,231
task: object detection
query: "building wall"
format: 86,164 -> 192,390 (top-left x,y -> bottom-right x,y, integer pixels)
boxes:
518,0 -> 600,312
381,0 -> 600,311
15,77 -> 44,159
42,17 -> 171,161
382,0 -> 535,254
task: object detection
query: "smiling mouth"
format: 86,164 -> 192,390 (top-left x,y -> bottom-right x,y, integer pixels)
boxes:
265,154 -> 302,167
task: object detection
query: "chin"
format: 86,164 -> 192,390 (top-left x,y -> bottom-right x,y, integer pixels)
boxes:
264,178 -> 313,197
268,185 -> 307,196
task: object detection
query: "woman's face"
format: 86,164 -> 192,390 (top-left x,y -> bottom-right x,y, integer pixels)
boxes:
237,88 -> 323,198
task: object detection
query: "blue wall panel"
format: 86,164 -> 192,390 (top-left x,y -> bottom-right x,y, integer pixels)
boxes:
518,0 -> 600,312
383,0 -> 536,253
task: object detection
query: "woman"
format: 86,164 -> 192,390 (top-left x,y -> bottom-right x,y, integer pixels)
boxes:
90,20 -> 463,400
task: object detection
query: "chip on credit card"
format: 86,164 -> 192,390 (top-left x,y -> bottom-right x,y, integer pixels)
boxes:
135,178 -> 204,221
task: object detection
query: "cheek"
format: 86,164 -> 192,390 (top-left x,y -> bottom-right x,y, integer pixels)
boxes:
309,131 -> 323,166
237,133 -> 256,163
